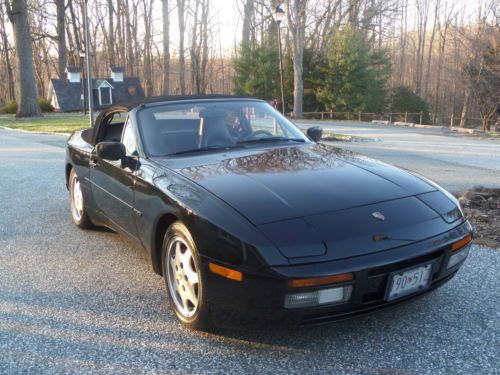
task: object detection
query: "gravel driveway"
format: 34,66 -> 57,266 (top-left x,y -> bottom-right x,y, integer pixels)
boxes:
0,128 -> 498,375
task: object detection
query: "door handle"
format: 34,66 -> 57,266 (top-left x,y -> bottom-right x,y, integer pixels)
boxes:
89,156 -> 99,168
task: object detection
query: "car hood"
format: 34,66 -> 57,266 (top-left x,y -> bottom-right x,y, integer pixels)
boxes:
154,143 -> 435,225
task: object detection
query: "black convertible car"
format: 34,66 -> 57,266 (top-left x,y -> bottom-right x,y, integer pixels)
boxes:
65,95 -> 473,330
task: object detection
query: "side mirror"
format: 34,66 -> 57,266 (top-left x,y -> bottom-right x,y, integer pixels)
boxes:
307,126 -> 323,142
96,142 -> 126,161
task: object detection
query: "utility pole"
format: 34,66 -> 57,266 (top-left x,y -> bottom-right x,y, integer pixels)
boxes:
83,0 -> 94,126
79,49 -> 87,115
274,6 -> 286,116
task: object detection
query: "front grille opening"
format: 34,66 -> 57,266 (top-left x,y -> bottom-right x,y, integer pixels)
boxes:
368,248 -> 444,277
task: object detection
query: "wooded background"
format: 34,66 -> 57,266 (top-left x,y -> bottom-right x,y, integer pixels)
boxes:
0,0 -> 498,129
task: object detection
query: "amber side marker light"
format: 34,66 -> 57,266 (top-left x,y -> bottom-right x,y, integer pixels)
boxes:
209,262 -> 243,282
451,234 -> 473,251
288,273 -> 354,288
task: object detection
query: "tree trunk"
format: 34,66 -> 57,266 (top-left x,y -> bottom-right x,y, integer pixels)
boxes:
108,0 -> 115,66
143,0 -> 153,96
423,0 -> 439,97
433,17 -> 445,124
190,0 -> 200,94
56,0 -> 67,78
200,0 -> 209,94
287,0 -> 306,118
162,0 -> 170,95
125,0 -> 135,75
7,0 -> 41,117
414,0 -> 429,95
241,0 -> 254,48
68,0 -> 81,56
482,104 -> 497,131
116,1 -> 124,65
177,0 -> 186,94
0,4 -> 15,101
459,90 -> 469,128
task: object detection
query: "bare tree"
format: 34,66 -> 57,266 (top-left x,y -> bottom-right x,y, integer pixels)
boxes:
423,0 -> 439,97
55,0 -> 66,78
162,0 -> 170,95
413,0 -> 430,95
108,0 -> 115,66
286,0 -> 307,118
6,0 -> 41,117
177,0 -> 187,94
142,0 -> 154,96
0,3 -> 15,102
242,0 -> 254,47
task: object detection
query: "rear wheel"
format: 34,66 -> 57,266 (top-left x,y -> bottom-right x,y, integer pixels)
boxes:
69,169 -> 94,229
162,221 -> 213,331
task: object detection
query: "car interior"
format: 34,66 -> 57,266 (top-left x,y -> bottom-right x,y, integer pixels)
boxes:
140,108 -> 244,156
100,113 -> 127,143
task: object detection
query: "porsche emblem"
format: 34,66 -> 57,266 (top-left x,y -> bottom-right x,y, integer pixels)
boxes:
372,212 -> 385,221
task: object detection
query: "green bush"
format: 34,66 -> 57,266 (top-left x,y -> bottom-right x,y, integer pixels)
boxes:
0,101 -> 18,114
316,24 -> 392,113
38,98 -> 54,112
387,86 -> 430,124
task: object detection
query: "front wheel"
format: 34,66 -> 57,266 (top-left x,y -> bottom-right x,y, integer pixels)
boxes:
162,221 -> 213,331
69,168 -> 94,229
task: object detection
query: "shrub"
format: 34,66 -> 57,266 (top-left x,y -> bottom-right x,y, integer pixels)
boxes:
0,101 -> 18,114
387,86 -> 430,124
38,98 -> 54,112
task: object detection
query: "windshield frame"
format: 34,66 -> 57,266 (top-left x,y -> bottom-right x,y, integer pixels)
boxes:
135,98 -> 310,158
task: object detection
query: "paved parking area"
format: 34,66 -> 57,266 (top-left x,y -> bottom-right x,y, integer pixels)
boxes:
297,120 -> 500,192
0,128 -> 499,374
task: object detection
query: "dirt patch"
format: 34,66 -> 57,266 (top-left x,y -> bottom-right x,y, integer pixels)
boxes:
454,188 -> 500,249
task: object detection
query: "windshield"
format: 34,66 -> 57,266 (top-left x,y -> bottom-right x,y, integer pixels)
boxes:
137,100 -> 309,156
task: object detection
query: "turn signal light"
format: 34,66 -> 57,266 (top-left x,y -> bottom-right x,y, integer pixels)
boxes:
288,272 -> 354,288
209,262 -> 243,282
451,234 -> 473,251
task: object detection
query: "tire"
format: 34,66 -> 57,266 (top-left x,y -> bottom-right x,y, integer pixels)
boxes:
69,168 -> 94,229
162,221 -> 213,331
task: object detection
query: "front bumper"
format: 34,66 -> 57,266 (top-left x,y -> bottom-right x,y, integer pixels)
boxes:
203,220 -> 473,327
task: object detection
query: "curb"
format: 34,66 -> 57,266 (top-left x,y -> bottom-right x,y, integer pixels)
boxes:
0,125 -> 71,137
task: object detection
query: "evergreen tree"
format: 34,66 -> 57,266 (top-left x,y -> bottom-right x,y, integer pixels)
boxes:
388,86 -> 430,123
316,25 -> 391,113
233,27 -> 281,101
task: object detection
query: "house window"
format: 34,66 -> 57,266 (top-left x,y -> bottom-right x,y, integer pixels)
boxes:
99,87 -> 112,105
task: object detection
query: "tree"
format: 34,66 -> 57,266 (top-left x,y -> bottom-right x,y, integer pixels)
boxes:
464,34 -> 499,131
388,86 -> 430,123
286,0 -> 307,118
162,0 -> 170,95
177,0 -> 187,94
316,25 -> 391,112
107,0 -> 115,66
56,0 -> 67,78
0,3 -> 15,102
233,43 -> 280,100
6,0 -> 41,117
241,0 -> 254,48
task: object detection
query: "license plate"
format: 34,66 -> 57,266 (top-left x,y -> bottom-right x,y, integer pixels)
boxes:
386,263 -> 433,301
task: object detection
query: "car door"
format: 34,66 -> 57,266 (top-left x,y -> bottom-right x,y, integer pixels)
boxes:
90,111 -> 140,239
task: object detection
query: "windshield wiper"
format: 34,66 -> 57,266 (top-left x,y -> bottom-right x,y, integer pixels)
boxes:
167,146 -> 229,156
237,137 -> 306,145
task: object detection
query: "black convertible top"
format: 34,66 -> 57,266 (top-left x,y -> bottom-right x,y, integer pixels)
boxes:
111,94 -> 261,111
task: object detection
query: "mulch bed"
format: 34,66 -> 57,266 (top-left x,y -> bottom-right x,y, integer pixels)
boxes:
454,188 -> 500,249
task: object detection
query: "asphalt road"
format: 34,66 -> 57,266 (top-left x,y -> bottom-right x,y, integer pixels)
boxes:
0,127 -> 499,375
297,120 -> 500,192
